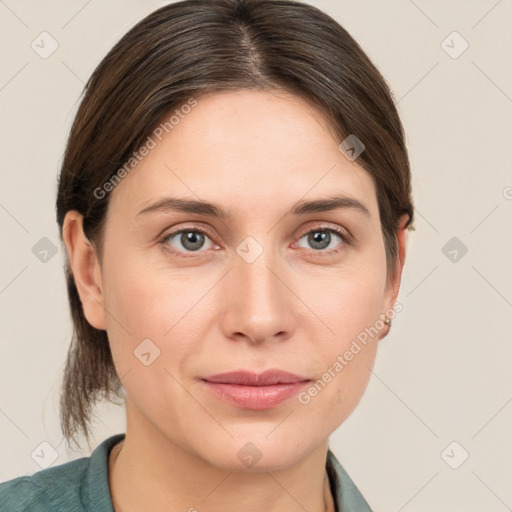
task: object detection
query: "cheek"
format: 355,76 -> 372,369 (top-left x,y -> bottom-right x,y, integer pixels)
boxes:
310,261 -> 386,343
100,251 -> 211,389
102,250 -> 194,337
298,266 -> 385,423
99,252 -> 172,373
100,259 -> 199,422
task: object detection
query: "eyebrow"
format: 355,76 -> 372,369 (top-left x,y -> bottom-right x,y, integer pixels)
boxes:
136,194 -> 371,219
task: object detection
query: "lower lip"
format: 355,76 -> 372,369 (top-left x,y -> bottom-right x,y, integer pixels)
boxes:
201,380 -> 310,410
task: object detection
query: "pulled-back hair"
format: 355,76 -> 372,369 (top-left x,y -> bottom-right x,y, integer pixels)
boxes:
56,0 -> 414,449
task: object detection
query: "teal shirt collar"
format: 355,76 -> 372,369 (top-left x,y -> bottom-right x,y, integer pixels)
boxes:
94,435 -> 373,511
0,433 -> 372,511
326,447 -> 373,511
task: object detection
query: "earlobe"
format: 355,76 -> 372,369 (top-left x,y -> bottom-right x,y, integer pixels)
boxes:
62,211 -> 107,330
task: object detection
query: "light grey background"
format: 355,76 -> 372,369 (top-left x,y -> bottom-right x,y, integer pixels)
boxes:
1,1 -> 511,510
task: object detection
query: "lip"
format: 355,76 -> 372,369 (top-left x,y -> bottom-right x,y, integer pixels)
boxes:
201,369 -> 311,410
202,369 -> 310,385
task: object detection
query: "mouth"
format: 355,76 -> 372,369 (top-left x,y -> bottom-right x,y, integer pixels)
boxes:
200,369 -> 312,410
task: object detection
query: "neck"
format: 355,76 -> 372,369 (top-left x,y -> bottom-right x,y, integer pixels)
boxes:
108,400 -> 335,512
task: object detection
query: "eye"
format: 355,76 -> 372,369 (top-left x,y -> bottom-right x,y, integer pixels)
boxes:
158,224 -> 351,258
159,227 -> 216,255
295,226 -> 350,255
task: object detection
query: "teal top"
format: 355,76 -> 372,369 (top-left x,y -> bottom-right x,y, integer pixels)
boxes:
0,434 -> 373,511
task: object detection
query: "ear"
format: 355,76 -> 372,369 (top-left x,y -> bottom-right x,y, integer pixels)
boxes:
62,211 -> 107,330
379,213 -> 410,337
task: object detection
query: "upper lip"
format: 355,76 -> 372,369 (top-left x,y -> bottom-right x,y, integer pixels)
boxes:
202,369 -> 311,386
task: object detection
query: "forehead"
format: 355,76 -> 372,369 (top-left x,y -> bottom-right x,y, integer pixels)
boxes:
108,89 -> 378,221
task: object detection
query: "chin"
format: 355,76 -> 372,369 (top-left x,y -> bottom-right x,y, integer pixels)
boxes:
194,433 -> 319,473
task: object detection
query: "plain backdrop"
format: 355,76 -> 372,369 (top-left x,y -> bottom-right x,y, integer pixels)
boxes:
1,1 -> 511,510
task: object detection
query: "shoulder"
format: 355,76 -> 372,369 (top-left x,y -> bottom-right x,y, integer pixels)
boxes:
0,434 -> 125,512
0,457 -> 89,511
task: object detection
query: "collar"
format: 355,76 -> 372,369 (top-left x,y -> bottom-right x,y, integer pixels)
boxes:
83,434 -> 372,511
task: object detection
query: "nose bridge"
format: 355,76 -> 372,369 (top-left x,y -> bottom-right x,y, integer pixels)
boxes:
222,233 -> 294,342
236,235 -> 283,310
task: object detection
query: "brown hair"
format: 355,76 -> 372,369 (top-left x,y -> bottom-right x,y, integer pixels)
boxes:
56,0 -> 414,449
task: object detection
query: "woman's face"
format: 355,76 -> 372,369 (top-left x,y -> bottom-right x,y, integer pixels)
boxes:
78,89 -> 404,471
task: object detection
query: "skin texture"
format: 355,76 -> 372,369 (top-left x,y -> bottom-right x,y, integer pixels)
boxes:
63,89 -> 408,512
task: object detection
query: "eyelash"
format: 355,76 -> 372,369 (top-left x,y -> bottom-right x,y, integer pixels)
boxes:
157,225 -> 352,258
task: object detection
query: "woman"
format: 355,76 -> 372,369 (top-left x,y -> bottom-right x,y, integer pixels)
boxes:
0,0 -> 414,510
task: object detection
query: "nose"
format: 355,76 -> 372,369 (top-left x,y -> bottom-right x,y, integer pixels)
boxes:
219,241 -> 296,345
